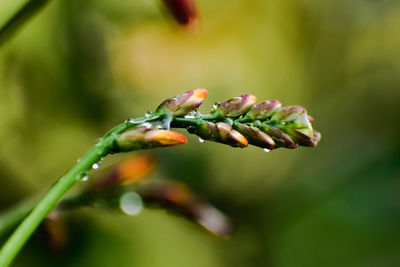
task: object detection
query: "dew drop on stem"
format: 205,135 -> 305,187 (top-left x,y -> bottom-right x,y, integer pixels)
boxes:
263,148 -> 271,152
92,163 -> 100,169
81,175 -> 89,182
145,111 -> 152,117
199,137 -> 205,143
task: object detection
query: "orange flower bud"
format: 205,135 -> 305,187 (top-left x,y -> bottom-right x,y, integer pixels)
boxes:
117,128 -> 187,152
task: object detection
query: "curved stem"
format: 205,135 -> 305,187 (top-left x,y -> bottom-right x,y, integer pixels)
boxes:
0,195 -> 39,238
0,143 -> 108,266
0,115 -> 152,267
0,0 -> 50,46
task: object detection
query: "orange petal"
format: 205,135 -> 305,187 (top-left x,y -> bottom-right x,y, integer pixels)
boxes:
193,88 -> 208,99
149,130 -> 188,146
118,155 -> 157,186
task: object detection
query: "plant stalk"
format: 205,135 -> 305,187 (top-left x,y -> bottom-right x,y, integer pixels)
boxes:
0,115 -> 151,267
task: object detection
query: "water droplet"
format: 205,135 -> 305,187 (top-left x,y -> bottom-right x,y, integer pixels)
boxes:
128,118 -> 136,124
81,175 -> 89,182
184,110 -> 196,118
119,192 -> 143,216
197,206 -> 229,236
212,102 -> 220,110
199,137 -> 205,143
263,148 -> 271,152
141,122 -> 152,129
77,158 -> 81,163
92,163 -> 100,169
145,111 -> 152,117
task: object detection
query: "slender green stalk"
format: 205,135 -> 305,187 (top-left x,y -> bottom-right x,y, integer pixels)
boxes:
0,116 -> 149,267
0,0 -> 50,46
0,195 -> 39,237
0,143 -> 107,266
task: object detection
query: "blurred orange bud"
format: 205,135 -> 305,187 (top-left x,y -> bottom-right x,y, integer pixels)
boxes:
117,156 -> 157,186
40,216 -> 67,253
162,0 -> 198,26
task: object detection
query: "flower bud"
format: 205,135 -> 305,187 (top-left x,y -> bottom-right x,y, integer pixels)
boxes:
94,155 -> 157,189
260,124 -> 298,149
196,121 -> 248,147
234,123 -> 275,149
268,105 -> 322,147
245,100 -> 281,120
270,106 -> 306,123
215,94 -> 257,117
116,128 -> 187,152
117,156 -> 156,185
284,128 -> 321,147
162,0 -> 198,26
157,88 -> 208,116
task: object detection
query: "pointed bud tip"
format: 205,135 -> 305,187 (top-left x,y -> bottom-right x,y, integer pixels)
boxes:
151,130 -> 188,146
193,88 -> 208,99
230,130 -> 249,147
247,94 -> 257,103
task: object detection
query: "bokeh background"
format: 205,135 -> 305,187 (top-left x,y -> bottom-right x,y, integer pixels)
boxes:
1,0 -> 400,266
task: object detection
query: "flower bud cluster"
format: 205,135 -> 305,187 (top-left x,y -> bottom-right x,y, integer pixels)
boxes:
115,89 -> 320,153
169,91 -> 321,150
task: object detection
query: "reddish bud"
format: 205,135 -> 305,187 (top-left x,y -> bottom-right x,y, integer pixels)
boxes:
157,88 -> 208,116
195,121 -> 248,148
245,100 -> 281,120
234,123 -> 275,149
162,0 -> 198,26
216,94 -> 257,117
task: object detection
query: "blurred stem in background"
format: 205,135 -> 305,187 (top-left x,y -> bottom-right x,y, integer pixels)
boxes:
0,195 -> 39,237
0,0 -> 50,46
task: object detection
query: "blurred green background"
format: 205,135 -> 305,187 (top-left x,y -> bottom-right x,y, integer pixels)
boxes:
1,0 -> 400,266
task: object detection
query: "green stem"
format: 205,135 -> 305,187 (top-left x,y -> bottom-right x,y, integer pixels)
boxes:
0,0 -> 50,46
0,143 -> 108,266
0,195 -> 39,238
0,115 -> 153,267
